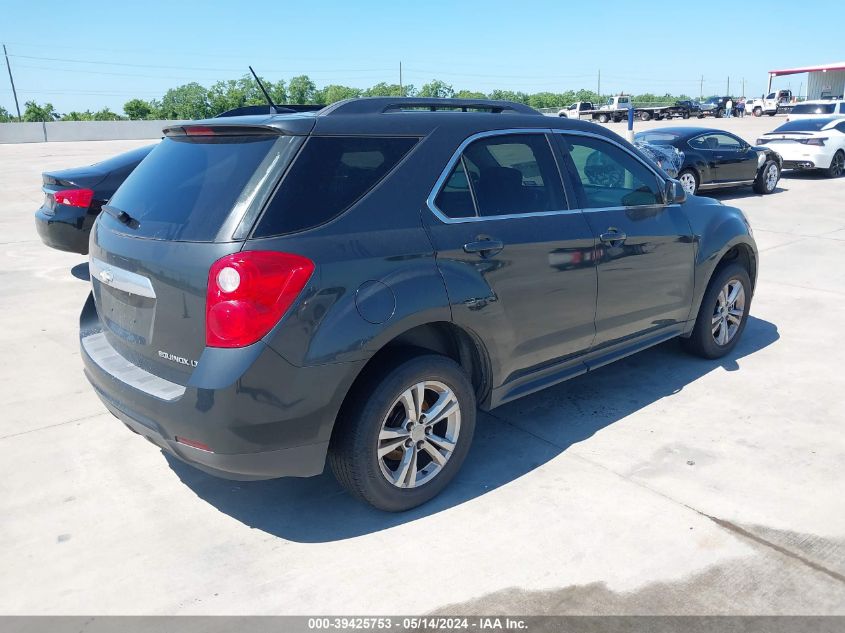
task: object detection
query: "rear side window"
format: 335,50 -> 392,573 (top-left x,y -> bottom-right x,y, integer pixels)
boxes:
434,133 -> 567,219
103,136 -> 281,241
254,136 -> 417,236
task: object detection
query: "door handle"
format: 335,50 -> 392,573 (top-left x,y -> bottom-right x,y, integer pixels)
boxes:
599,230 -> 627,245
463,239 -> 504,257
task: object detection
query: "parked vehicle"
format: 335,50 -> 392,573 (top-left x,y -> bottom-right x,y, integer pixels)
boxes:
674,100 -> 704,118
747,90 -> 793,117
34,105 -> 325,255
558,101 -> 595,118
35,145 -> 155,254
757,118 -> 845,177
785,100 -> 845,121
703,97 -> 736,119
558,96 -> 687,123
81,97 -> 758,511
635,127 -> 782,195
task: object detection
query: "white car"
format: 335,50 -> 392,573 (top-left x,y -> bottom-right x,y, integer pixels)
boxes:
786,100 -> 845,121
757,118 -> 845,177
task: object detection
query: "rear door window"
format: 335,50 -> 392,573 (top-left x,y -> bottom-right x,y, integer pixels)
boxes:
102,135 -> 283,242
254,136 -> 417,236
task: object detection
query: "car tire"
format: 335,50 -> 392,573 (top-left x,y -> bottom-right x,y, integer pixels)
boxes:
753,159 -> 780,194
329,353 -> 476,512
824,150 -> 844,178
753,107 -> 762,117
716,108 -> 724,118
598,114 -> 609,123
678,169 -> 699,195
640,111 -> 651,121
697,114 -> 704,119
683,111 -> 690,119
682,263 -> 752,360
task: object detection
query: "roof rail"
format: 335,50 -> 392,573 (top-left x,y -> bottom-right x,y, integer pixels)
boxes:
319,97 -> 540,116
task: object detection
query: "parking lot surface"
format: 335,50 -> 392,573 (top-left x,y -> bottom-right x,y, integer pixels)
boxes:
1,116 -> 844,615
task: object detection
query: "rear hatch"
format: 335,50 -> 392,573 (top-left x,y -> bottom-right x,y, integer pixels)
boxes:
87,124 -> 306,384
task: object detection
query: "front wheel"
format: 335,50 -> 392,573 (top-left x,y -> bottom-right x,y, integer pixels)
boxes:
329,354 -> 476,511
753,107 -> 762,117
824,150 -> 844,178
753,160 -> 780,194
682,263 -> 752,359
678,169 -> 699,195
597,114 -> 609,123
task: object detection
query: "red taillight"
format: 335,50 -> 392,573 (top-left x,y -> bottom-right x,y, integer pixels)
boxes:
803,138 -> 826,146
184,125 -> 215,136
175,436 -> 212,452
206,251 -> 314,348
54,188 -> 94,208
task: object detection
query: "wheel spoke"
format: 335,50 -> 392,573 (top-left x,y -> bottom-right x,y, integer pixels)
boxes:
717,289 -> 727,309
379,426 -> 408,441
393,446 -> 417,488
397,388 -> 417,421
423,390 -> 458,425
712,313 -> 722,325
378,437 -> 407,458
411,382 -> 426,420
427,432 -> 456,453
717,321 -> 729,345
422,440 -> 448,467
726,283 -> 741,306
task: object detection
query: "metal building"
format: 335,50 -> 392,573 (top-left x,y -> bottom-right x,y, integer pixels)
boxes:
767,62 -> 845,100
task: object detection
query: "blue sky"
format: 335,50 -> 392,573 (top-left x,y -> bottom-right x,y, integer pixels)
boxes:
1,0 -> 841,114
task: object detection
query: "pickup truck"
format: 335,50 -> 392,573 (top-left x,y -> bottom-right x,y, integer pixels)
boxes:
747,90 -> 794,117
558,96 -> 690,123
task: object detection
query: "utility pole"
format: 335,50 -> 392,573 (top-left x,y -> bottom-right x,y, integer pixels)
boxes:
399,61 -> 403,95
741,77 -> 745,97
597,69 -> 601,97
700,75 -> 704,100
727,76 -> 730,95
3,44 -> 22,121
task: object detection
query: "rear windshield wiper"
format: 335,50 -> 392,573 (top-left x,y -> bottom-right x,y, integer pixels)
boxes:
102,204 -> 139,228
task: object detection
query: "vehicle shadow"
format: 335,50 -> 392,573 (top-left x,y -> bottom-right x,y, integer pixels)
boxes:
167,315 -> 779,543
701,185 -> 787,201
71,262 -> 90,282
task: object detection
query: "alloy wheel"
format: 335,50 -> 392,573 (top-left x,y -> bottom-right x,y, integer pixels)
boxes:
764,163 -> 779,191
832,152 -> 844,178
679,172 -> 697,195
711,280 -> 746,346
377,380 -> 461,488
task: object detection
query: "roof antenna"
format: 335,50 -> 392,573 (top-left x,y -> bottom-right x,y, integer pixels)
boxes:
249,66 -> 277,112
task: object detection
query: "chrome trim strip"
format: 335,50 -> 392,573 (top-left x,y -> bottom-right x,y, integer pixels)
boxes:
89,257 -> 156,299
82,332 -> 185,401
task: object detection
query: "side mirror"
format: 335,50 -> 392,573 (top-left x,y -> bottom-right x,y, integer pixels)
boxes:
665,179 -> 687,204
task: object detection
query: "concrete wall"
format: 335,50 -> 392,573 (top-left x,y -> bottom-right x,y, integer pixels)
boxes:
0,120 -> 184,144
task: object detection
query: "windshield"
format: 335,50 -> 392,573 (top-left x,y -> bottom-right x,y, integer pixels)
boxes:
791,103 -> 836,115
102,135 -> 291,241
772,119 -> 832,132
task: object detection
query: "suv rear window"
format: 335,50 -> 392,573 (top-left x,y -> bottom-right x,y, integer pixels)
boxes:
253,136 -> 417,236
791,103 -> 835,115
102,135 -> 282,242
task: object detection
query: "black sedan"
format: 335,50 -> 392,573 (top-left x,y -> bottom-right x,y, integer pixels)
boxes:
35,144 -> 155,254
634,127 -> 782,196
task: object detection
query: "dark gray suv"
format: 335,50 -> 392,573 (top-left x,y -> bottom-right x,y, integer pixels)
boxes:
80,97 -> 758,511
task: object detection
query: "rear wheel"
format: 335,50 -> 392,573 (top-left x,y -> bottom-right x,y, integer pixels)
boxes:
678,169 -> 699,195
329,354 -> 476,512
824,150 -> 844,178
598,114 -> 609,123
640,111 -> 651,121
753,160 -> 780,194
716,108 -> 724,118
682,264 -> 751,359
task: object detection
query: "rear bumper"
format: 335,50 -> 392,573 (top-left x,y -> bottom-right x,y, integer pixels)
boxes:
774,147 -> 833,170
80,293 -> 365,480
34,206 -> 92,255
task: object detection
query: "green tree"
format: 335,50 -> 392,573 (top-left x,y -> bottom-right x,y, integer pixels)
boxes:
320,84 -> 362,104
288,75 -> 317,104
157,83 -> 211,120
364,82 -> 413,97
418,79 -> 454,98
93,108 -> 122,121
124,98 -> 153,120
454,90 -> 488,99
61,110 -> 94,121
270,79 -> 287,105
23,101 -> 58,122
0,105 -> 15,122
488,90 -> 529,104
